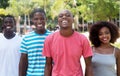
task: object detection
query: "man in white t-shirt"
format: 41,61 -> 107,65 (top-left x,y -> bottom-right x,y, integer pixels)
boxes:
0,15 -> 22,76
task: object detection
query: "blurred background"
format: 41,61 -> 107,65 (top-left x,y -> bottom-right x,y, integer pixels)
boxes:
0,0 -> 120,35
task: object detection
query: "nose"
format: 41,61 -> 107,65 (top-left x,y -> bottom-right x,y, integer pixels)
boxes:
37,19 -> 42,24
4,22 -> 11,27
102,34 -> 107,37
62,15 -> 67,19
7,22 -> 11,25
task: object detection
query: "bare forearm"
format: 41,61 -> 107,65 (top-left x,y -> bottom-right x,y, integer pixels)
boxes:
117,69 -> 120,76
84,56 -> 93,76
44,65 -> 52,76
19,54 -> 28,76
85,66 -> 93,76
19,61 -> 28,76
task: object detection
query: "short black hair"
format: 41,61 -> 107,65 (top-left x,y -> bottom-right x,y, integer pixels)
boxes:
2,15 -> 16,24
30,8 -> 46,18
89,21 -> 119,47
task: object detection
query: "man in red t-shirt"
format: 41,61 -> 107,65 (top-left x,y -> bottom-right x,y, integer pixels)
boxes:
43,9 -> 93,76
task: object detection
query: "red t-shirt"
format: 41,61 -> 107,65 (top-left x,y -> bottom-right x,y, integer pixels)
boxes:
43,31 -> 93,76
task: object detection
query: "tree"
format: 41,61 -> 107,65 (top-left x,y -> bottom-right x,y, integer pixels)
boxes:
1,0 -> 119,32
79,0 -> 119,22
0,0 -> 9,32
0,0 -> 9,8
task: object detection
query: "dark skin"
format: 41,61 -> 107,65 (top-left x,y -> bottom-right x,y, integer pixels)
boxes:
44,10 -> 93,76
93,44 -> 120,76
91,26 -> 120,76
58,10 -> 74,37
19,54 -> 28,76
84,56 -> 93,76
19,12 -> 46,76
33,12 -> 46,34
97,26 -> 120,76
115,48 -> 120,76
3,17 -> 16,39
44,57 -> 52,76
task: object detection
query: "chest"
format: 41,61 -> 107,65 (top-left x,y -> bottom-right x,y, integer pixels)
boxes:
92,53 -> 116,66
0,39 -> 21,57
51,38 -> 83,57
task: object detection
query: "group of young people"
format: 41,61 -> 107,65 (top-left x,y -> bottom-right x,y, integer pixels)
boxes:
0,8 -> 120,76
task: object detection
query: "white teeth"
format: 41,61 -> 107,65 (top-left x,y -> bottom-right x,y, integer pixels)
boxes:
62,20 -> 68,23
62,20 -> 68,25
103,38 -> 107,41
6,26 -> 11,29
37,24 -> 42,27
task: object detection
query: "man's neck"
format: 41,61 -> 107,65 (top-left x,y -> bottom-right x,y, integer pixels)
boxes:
4,31 -> 15,39
60,29 -> 74,37
35,29 -> 46,34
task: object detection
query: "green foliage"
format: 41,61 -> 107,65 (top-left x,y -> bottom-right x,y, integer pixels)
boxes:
0,0 -> 119,30
114,42 -> 120,48
0,0 -> 9,32
0,0 -> 9,8
1,0 -> 119,21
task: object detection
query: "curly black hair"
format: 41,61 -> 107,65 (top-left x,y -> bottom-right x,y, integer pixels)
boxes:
89,21 -> 119,47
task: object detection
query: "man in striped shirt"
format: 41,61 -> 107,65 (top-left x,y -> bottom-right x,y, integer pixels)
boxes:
19,8 -> 51,76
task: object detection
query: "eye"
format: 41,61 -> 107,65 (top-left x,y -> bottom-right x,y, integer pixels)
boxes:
9,21 -> 13,24
34,18 -> 38,20
59,14 -> 63,18
4,21 -> 7,24
40,17 -> 45,20
4,21 -> 13,24
105,31 -> 110,34
99,33 -> 102,36
66,14 -> 70,17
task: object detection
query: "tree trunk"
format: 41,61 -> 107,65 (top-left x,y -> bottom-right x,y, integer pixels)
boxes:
74,15 -> 79,31
16,16 -> 21,35
23,14 -> 27,34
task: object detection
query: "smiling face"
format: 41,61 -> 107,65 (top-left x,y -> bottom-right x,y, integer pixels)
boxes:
3,17 -> 15,32
32,12 -> 46,32
98,27 -> 111,44
58,10 -> 74,29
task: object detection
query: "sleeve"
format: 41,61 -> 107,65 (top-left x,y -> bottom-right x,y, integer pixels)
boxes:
42,36 -> 52,57
19,37 -> 28,54
82,36 -> 93,58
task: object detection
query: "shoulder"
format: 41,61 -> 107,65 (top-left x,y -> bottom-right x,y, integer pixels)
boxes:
115,47 -> 120,58
15,33 -> 22,39
22,31 -> 35,38
45,31 -> 59,42
0,33 -> 3,35
0,33 -> 3,38
20,32 -> 35,42
75,31 -> 86,37
46,30 -> 52,34
46,31 -> 59,38
44,30 -> 52,36
75,31 -> 88,40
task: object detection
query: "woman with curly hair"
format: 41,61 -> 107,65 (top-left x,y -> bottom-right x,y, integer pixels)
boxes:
89,21 -> 120,76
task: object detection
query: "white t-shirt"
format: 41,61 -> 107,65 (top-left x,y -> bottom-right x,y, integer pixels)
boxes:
0,34 -> 22,76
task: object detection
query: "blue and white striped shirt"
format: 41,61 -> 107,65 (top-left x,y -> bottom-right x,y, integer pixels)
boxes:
20,30 -> 51,76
